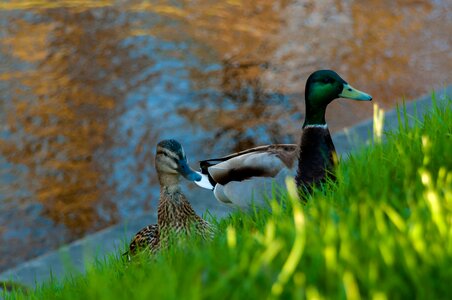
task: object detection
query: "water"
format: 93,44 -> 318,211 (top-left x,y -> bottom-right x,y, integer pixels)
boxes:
0,0 -> 450,271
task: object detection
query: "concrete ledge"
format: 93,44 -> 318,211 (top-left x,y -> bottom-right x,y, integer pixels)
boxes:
333,86 -> 451,155
1,86 -> 450,289
0,214 -> 153,288
0,203 -> 232,288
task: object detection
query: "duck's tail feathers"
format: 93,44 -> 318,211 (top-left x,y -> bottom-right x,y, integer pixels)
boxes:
194,172 -> 214,190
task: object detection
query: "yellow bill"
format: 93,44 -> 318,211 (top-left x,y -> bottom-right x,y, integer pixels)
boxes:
339,83 -> 372,101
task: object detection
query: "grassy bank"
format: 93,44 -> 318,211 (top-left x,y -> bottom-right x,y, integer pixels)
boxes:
4,96 -> 451,299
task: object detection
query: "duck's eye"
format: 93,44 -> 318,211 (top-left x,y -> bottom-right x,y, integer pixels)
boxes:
323,78 -> 332,84
157,150 -> 168,157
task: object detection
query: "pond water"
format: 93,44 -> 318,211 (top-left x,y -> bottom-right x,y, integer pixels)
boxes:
0,0 -> 451,270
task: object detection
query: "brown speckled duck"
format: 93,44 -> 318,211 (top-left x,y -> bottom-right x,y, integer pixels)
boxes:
195,70 -> 372,208
127,139 -> 213,257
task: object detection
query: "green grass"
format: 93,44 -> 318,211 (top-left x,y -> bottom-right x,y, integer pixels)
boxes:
4,96 -> 451,299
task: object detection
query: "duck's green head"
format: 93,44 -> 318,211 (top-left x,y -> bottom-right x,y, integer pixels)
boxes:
304,70 -> 372,127
155,139 -> 201,183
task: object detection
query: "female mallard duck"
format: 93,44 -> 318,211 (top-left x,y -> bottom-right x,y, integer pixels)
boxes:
127,139 -> 213,257
195,70 -> 372,208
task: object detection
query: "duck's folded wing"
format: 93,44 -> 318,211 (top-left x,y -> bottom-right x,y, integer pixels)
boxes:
215,171 -> 292,208
201,144 -> 298,185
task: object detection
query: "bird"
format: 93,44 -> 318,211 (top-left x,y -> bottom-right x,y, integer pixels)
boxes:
126,139 -> 213,257
194,70 -> 372,208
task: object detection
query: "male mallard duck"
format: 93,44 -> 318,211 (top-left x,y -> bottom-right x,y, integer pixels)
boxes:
127,139 -> 213,257
195,70 -> 372,208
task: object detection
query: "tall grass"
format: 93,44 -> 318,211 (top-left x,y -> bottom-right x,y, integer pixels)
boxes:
4,96 -> 451,299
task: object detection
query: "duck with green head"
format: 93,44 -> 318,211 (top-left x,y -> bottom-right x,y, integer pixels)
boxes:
195,70 -> 372,208
126,139 -> 213,257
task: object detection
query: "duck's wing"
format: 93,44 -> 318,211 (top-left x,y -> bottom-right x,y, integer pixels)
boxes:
126,224 -> 159,258
213,170 -> 293,208
198,144 -> 298,186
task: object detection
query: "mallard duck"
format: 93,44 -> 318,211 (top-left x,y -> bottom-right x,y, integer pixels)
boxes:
195,70 -> 372,208
127,139 -> 213,257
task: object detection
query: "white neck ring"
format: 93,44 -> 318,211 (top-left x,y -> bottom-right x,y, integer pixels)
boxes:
304,124 -> 328,129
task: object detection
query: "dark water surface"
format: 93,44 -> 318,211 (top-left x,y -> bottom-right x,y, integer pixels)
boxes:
0,0 -> 451,270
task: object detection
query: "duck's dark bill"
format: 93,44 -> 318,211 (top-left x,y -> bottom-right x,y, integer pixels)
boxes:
178,159 -> 202,181
339,83 -> 372,101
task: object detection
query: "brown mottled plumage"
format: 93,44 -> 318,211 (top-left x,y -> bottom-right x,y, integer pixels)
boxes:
126,140 -> 213,258
128,224 -> 159,255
